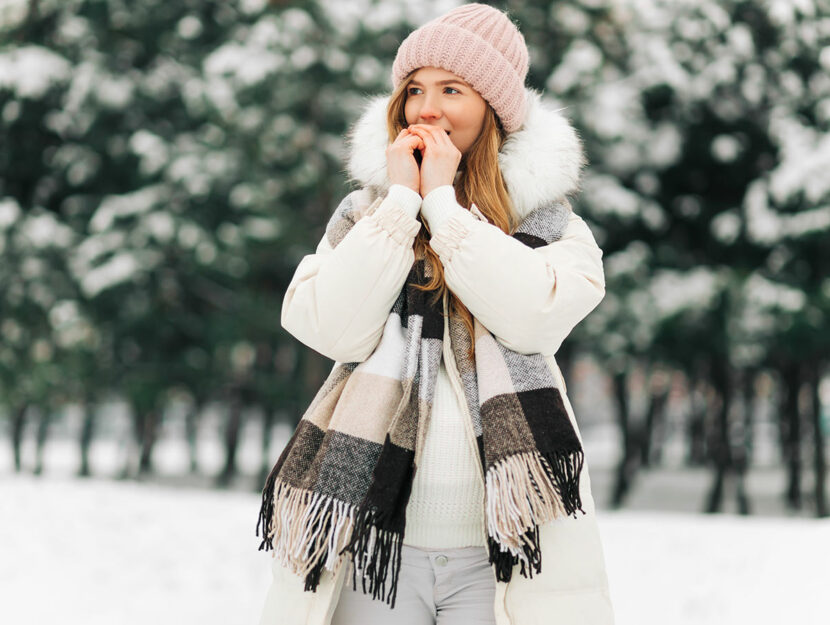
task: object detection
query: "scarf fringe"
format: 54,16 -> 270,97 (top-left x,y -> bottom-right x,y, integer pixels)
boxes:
256,480 -> 355,582
255,477 -> 403,608
257,448 -> 586,595
255,459 -> 280,552
485,448 -> 586,578
339,503 -> 404,609
487,523 -> 542,582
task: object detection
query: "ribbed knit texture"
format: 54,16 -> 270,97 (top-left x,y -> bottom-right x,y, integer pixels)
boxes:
391,3 -> 529,133
403,357 -> 487,549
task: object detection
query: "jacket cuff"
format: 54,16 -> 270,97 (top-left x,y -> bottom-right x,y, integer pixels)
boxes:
421,185 -> 467,232
366,190 -> 421,245
378,184 -> 422,219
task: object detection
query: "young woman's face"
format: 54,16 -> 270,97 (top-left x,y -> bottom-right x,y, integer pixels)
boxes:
404,66 -> 487,156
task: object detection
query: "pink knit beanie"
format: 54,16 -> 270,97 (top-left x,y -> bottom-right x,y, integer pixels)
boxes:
391,3 -> 529,133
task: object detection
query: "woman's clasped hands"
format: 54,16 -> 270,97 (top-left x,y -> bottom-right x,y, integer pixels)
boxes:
385,124 -> 461,199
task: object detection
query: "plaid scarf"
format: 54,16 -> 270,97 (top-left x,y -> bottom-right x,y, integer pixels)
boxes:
256,193 -> 586,609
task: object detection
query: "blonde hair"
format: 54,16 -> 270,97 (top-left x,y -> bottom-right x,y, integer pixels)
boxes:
385,71 -> 516,360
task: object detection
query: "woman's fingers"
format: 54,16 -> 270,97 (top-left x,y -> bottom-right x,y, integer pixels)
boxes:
393,129 -> 424,150
408,124 -> 450,141
407,125 -> 455,153
394,128 -> 415,143
406,126 -> 457,160
406,126 -> 440,152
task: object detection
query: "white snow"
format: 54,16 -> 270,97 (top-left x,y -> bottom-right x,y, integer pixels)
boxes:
710,208 -> 741,244
322,0 -> 463,38
710,134 -> 742,163
89,185 -> 165,232
3,473 -> 828,625
743,272 -> 807,313
95,74 -> 135,110
548,40 -> 604,92
176,15 -> 204,40
0,0 -> 26,28
0,196 -> 21,229
203,42 -> 283,87
745,179 -> 830,245
129,130 -> 170,177
78,251 -> 142,297
3,475 -> 268,625
649,267 -> 720,317
0,45 -> 72,98
20,211 -> 75,249
583,174 -> 642,218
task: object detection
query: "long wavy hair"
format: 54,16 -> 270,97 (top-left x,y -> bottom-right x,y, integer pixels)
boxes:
385,71 -> 516,360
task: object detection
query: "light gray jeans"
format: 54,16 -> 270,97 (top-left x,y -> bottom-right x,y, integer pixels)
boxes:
331,544 -> 497,625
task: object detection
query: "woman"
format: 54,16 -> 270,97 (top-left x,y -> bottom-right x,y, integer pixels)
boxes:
257,4 -> 615,625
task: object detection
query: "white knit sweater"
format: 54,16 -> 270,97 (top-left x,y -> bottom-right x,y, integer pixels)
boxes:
402,357 -> 487,549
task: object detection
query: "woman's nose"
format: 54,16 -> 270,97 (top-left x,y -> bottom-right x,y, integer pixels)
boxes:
417,94 -> 442,121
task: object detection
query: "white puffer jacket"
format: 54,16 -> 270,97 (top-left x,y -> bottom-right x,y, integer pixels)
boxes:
259,87 -> 615,625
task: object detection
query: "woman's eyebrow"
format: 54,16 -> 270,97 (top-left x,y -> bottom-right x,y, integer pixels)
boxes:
409,79 -> 468,87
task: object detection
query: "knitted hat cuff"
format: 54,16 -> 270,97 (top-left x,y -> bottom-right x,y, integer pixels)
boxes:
392,22 -> 527,133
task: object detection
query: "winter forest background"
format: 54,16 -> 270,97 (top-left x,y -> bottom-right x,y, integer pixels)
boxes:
2,0 -> 829,624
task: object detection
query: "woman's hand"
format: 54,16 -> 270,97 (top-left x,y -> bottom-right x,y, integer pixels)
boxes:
405,124 -> 461,198
386,128 -> 425,194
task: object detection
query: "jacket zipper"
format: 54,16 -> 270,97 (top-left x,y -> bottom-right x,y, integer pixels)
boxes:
440,291 -> 513,624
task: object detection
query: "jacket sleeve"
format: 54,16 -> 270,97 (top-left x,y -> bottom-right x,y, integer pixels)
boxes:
421,186 -> 605,357
280,186 -> 422,363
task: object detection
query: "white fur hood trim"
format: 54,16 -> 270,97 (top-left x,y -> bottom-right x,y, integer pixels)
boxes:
344,88 -> 586,219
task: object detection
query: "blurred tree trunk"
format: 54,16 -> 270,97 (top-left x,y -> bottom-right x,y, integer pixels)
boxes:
780,362 -> 803,510
809,362 -> 827,517
300,351 -> 330,427
258,406 -> 277,489
77,397 -> 95,478
33,404 -> 49,475
11,403 -> 27,472
556,341 -> 574,392
741,369 -> 757,470
732,368 -> 757,515
217,385 -> 244,488
704,356 -> 735,514
641,370 -> 670,468
137,408 -> 160,477
687,376 -> 708,466
21,0 -> 40,40
611,368 -> 644,507
185,399 -> 204,475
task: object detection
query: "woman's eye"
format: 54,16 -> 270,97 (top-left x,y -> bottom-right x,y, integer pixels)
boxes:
406,87 -> 460,95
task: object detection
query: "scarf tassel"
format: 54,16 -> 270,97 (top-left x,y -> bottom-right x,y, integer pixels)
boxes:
541,447 -> 586,518
256,477 -> 403,608
255,449 -> 585,598
256,481 -> 354,587
485,448 -> 586,582
339,505 -> 404,609
487,523 -> 542,582
255,460 -> 281,552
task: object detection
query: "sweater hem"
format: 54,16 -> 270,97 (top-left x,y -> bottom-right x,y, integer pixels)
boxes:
402,521 -> 487,550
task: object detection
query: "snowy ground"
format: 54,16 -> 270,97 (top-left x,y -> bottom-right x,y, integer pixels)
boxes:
4,473 -> 829,625
4,398 -> 829,624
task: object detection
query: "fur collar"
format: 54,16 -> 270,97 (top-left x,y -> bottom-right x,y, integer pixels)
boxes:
344,88 -> 586,219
